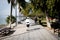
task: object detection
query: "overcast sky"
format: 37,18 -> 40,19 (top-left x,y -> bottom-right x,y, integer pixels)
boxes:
0,0 -> 30,17
0,0 -> 15,17
0,0 -> 30,24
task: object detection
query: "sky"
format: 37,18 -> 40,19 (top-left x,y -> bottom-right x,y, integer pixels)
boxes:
0,0 -> 17,24
0,0 -> 30,24
0,0 -> 15,17
25,0 -> 30,2
0,0 -> 30,17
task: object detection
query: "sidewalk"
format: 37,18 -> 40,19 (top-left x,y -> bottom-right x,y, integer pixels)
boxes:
11,24 -> 28,36
9,24 -> 58,37
44,27 -> 60,40
11,24 -> 43,36
0,24 -> 58,40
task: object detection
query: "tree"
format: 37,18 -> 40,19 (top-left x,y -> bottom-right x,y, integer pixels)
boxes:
7,0 -> 60,28
20,2 -> 44,19
30,0 -> 56,28
7,0 -> 26,25
17,0 -> 26,12
7,0 -> 15,28
6,15 -> 16,24
53,0 -> 60,20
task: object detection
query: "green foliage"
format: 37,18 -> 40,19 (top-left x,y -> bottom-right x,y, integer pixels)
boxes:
17,0 -> 26,12
7,0 -> 60,20
6,16 -> 16,24
7,0 -> 16,7
21,3 -> 32,16
30,0 -> 60,19
46,0 -> 55,10
21,3 -> 44,17
7,0 -> 10,3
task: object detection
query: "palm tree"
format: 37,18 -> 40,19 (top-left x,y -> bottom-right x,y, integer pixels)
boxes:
7,0 -> 15,28
7,0 -> 26,28
30,0 -> 51,28
17,0 -> 26,12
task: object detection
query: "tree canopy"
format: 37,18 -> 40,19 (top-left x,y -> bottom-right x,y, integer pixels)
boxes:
7,0 -> 60,19
29,0 -> 60,19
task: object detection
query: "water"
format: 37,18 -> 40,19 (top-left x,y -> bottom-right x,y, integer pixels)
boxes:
0,15 -> 22,25
0,16 -> 7,25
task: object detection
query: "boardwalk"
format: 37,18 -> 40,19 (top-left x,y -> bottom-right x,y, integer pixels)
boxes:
0,24 -> 58,40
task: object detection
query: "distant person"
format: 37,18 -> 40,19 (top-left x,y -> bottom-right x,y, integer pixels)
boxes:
34,16 -> 37,24
25,17 -> 30,27
39,17 -> 42,25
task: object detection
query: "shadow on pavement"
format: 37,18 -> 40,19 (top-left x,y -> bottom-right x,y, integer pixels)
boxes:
0,29 -> 15,37
27,28 -> 40,31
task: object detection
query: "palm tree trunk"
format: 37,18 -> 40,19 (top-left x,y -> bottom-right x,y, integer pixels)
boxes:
10,3 -> 12,28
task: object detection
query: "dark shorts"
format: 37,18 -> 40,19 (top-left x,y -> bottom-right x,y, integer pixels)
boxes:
27,24 -> 30,27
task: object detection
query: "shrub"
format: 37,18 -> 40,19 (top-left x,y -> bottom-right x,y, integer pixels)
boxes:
6,15 -> 16,24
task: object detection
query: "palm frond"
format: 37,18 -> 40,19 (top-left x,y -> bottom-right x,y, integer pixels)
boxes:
7,0 -> 10,3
